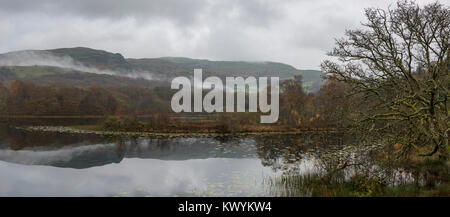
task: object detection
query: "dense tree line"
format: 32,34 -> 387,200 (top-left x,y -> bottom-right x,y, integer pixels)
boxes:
0,80 -> 172,116
0,77 -> 352,126
277,75 -> 356,129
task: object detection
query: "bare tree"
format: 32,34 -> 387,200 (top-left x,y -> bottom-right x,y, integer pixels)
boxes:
321,1 -> 449,158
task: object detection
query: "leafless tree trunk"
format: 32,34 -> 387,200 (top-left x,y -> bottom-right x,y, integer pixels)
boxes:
321,1 -> 449,158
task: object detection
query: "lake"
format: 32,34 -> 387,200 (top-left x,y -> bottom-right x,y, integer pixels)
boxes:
0,122 -> 346,197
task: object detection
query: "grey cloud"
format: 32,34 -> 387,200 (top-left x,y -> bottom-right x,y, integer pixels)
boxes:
0,0 -> 443,69
205,0 -> 284,27
0,0 -> 208,25
0,0 -> 285,28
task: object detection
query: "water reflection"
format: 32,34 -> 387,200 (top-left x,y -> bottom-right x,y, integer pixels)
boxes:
0,158 -> 278,196
0,124 -> 348,196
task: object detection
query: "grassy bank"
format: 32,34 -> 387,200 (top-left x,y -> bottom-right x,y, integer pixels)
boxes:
2,115 -> 340,134
269,174 -> 449,197
98,116 -> 339,134
268,159 -> 449,197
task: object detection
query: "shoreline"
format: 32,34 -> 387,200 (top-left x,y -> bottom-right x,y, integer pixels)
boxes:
15,125 -> 341,138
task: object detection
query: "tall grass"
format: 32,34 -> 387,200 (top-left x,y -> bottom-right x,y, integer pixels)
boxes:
267,159 -> 449,197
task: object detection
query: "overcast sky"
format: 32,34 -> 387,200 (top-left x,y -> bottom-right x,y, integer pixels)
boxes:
0,0 -> 444,69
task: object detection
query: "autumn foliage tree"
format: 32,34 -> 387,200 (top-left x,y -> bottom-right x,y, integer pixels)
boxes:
0,83 -> 7,114
314,79 -> 355,128
280,75 -> 307,126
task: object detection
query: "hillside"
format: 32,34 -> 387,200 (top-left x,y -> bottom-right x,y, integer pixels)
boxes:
130,57 -> 325,92
48,47 -> 133,72
0,47 -> 325,92
0,66 -> 167,88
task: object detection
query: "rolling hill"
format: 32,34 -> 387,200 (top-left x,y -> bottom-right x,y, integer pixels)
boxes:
0,47 -> 325,92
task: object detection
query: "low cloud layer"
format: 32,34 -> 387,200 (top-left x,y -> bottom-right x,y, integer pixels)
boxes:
0,0 -> 440,69
0,50 -> 156,80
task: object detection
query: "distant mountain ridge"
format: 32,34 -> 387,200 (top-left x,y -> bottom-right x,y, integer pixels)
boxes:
0,47 -> 325,92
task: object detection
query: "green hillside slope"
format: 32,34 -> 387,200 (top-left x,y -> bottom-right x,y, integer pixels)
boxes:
0,47 -> 325,92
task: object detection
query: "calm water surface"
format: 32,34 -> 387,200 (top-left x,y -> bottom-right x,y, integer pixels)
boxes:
0,123 -> 338,196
